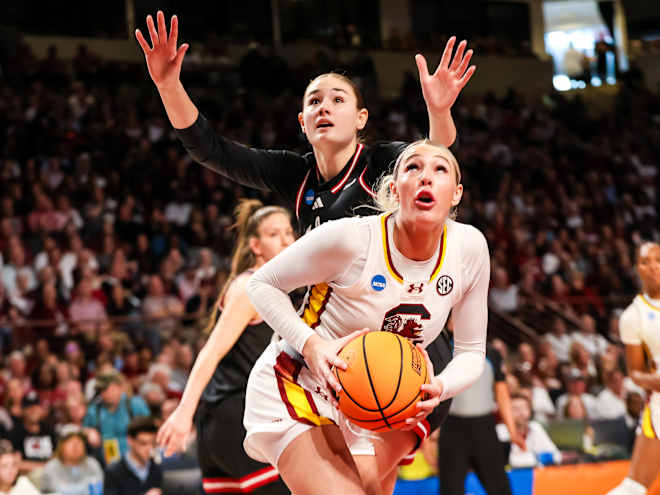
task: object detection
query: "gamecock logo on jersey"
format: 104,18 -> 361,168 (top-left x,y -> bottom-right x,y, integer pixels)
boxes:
381,304 -> 431,345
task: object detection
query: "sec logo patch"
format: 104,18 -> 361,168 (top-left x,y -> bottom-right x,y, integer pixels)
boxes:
436,275 -> 453,296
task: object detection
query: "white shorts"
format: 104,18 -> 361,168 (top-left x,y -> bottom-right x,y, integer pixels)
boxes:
243,340 -> 427,467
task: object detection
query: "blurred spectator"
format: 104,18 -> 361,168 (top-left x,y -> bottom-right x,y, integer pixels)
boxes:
563,395 -> 589,420
69,277 -> 107,336
543,316 -> 573,363
568,341 -> 598,382
7,390 -> 56,472
497,393 -> 561,467
0,439 -> 40,494
595,369 -> 627,420
1,237 -> 36,295
103,417 -> 163,495
142,275 -> 184,339
82,369 -> 150,465
572,313 -> 609,357
138,382 -> 165,419
41,425 -> 104,495
169,343 -> 193,393
489,267 -> 519,314
556,368 -> 598,419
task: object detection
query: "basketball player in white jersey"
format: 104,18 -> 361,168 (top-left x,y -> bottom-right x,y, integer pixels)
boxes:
607,242 -> 660,495
243,140 -> 489,494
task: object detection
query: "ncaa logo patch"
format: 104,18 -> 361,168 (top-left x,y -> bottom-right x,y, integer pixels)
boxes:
436,275 -> 453,296
371,275 -> 386,292
304,189 -> 315,205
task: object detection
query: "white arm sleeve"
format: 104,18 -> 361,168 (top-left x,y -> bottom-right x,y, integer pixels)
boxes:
247,218 -> 367,354
437,229 -> 489,401
619,304 -> 642,346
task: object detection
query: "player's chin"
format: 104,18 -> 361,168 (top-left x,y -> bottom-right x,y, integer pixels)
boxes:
410,209 -> 444,228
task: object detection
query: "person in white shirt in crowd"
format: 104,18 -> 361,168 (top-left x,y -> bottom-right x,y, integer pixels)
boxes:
596,369 -> 627,420
497,393 -> 561,468
544,316 -> 573,363
556,368 -> 599,419
489,267 -> 518,314
572,313 -> 609,357
0,440 -> 40,495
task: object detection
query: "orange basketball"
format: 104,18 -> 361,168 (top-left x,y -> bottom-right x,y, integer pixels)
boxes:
334,331 -> 428,431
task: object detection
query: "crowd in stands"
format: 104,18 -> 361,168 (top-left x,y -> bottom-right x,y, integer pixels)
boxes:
0,33 -> 659,491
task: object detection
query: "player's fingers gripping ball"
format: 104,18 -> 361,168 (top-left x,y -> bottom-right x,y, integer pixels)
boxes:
334,331 -> 429,431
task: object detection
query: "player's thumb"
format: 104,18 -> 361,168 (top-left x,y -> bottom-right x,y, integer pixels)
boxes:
174,43 -> 189,66
337,328 -> 370,348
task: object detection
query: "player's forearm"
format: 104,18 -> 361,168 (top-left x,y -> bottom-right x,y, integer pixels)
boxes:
495,381 -> 518,439
158,81 -> 199,129
631,371 -> 660,393
247,275 -> 316,354
428,109 -> 457,147
437,350 -> 485,401
176,344 -> 224,418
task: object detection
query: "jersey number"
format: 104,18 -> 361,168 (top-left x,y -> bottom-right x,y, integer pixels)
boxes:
381,304 -> 430,344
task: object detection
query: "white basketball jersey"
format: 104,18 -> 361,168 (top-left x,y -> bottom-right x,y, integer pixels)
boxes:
300,213 -> 486,348
620,294 -> 660,370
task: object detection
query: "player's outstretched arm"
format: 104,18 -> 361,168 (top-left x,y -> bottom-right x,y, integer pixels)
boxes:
156,277 -> 257,456
136,11 -> 198,129
416,36 -> 476,147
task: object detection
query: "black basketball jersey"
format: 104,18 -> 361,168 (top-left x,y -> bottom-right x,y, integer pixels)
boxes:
176,113 -> 407,233
201,273 -> 275,404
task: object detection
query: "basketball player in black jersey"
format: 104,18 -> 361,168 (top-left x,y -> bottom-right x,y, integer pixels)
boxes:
137,10 -> 475,490
157,200 -> 294,494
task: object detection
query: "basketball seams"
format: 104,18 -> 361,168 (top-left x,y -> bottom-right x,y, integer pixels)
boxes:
362,333 -> 393,429
335,366 -> 382,412
379,334 -> 404,411
342,387 -> 423,424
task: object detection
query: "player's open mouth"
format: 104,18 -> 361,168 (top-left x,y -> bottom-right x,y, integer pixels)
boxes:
414,190 -> 435,210
316,120 -> 333,129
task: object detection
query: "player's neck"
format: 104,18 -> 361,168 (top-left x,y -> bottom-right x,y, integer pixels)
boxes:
645,289 -> 660,300
393,217 -> 442,261
313,140 -> 357,182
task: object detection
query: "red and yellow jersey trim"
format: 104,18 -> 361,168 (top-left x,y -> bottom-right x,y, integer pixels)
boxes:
380,213 -> 447,284
274,352 -> 334,427
301,283 -> 333,329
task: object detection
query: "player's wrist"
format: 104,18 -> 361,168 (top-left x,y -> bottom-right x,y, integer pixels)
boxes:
301,334 -> 323,359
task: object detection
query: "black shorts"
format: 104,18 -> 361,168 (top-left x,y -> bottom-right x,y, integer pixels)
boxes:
196,393 -> 289,494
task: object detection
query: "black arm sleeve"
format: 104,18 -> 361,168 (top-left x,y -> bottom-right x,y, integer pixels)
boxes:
487,345 -> 506,383
174,113 -> 309,197
365,141 -> 409,185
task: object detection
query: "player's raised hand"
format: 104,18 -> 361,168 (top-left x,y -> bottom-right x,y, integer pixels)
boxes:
135,11 -> 189,91
156,405 -> 192,457
302,329 -> 370,407
415,36 -> 476,114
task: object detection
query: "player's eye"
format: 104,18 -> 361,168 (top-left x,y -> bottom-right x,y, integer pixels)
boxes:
309,97 -> 320,105
436,164 -> 448,173
405,163 -> 419,171
334,97 -> 344,103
